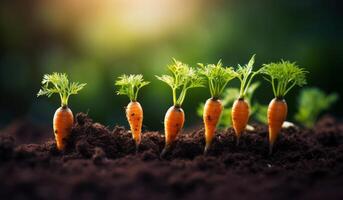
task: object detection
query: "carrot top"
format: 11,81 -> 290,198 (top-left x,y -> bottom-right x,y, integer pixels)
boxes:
156,58 -> 204,107
37,73 -> 86,107
261,60 -> 307,98
198,60 -> 236,99
235,55 -> 261,99
115,74 -> 150,101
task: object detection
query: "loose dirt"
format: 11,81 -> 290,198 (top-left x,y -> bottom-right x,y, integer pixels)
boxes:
0,113 -> 342,200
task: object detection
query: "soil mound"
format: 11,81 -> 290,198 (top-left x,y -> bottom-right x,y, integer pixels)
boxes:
0,113 -> 342,199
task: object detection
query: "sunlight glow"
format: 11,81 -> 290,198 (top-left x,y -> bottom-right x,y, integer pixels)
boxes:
38,0 -> 203,52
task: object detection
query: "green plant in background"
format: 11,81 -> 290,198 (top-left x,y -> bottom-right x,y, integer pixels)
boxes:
253,103 -> 268,124
294,87 -> 339,127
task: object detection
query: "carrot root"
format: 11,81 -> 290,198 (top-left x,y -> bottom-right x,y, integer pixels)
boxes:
126,101 -> 143,150
232,99 -> 250,145
161,106 -> 185,157
204,143 -> 211,156
203,98 -> 223,154
160,144 -> 171,159
135,143 -> 140,154
269,143 -> 274,155
236,136 -> 240,146
53,106 -> 74,150
267,98 -> 288,154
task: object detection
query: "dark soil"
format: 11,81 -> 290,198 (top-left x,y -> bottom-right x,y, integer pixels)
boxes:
1,113 -> 343,200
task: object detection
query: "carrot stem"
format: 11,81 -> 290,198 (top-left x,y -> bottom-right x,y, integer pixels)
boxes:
115,74 -> 149,102
37,73 -> 86,107
156,59 -> 204,107
262,60 -> 307,98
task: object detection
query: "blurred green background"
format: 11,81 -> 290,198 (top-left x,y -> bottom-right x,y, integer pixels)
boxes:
1,0 -> 342,130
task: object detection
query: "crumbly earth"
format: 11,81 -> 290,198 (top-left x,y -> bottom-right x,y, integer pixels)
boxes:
0,113 -> 342,200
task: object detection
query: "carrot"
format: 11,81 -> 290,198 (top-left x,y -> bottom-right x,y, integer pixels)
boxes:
232,55 -> 259,145
156,59 -> 204,157
37,73 -> 86,150
164,105 -> 185,147
267,98 -> 287,153
126,101 -> 143,147
203,98 -> 223,153
231,99 -> 249,144
261,60 -> 307,154
198,61 -> 236,154
53,106 -> 74,150
115,74 -> 149,150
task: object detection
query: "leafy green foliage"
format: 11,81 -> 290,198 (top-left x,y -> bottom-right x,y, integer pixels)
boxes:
115,74 -> 149,101
198,60 -> 237,99
261,60 -> 307,98
37,73 -> 86,106
235,54 -> 260,98
253,103 -> 268,124
156,58 -> 204,106
295,87 -> 339,127
197,82 -> 266,127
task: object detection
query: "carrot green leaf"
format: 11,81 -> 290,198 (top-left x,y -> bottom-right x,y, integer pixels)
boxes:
198,60 -> 237,99
261,60 -> 307,98
156,58 -> 204,106
37,73 -> 86,107
235,54 -> 260,99
115,74 -> 150,101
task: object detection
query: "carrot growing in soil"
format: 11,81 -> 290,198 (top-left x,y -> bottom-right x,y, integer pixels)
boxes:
37,73 -> 86,150
232,55 -> 260,145
261,61 -> 307,154
156,59 -> 204,157
115,74 -> 149,150
198,60 -> 236,154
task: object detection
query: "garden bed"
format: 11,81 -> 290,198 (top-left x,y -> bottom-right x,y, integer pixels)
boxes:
0,113 -> 342,199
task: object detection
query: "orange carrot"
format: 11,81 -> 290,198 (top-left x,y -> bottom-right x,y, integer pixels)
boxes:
261,60 -> 307,154
203,98 -> 223,153
115,74 -> 149,150
38,73 -> 86,150
267,98 -> 287,153
53,106 -> 74,150
231,55 -> 258,145
198,60 -> 236,154
157,59 -> 203,157
164,106 -> 185,148
231,98 -> 249,144
126,101 -> 143,146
